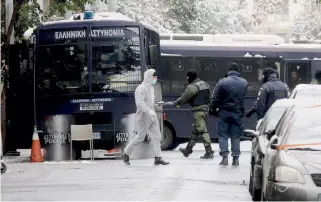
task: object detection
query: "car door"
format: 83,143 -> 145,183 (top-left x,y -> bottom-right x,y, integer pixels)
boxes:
261,109 -> 294,196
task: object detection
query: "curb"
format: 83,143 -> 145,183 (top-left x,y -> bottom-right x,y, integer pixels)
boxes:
3,157 -> 30,164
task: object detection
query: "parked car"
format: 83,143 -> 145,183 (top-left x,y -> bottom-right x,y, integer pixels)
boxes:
289,84 -> 321,99
262,105 -> 321,201
244,99 -> 321,201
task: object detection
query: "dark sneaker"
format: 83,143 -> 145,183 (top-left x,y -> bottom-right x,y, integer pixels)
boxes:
219,156 -> 228,165
179,147 -> 193,157
232,157 -> 239,166
122,153 -> 130,165
154,157 -> 169,165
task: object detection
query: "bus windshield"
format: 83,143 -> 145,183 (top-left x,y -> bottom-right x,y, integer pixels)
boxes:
36,26 -> 142,95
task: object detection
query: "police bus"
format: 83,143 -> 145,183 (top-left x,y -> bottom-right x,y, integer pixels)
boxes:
7,11 -> 164,156
158,40 -> 321,150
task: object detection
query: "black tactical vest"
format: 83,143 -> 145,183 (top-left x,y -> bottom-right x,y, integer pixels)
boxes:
190,80 -> 211,107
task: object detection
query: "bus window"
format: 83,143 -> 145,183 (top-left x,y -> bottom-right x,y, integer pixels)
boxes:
91,44 -> 141,93
195,57 -> 219,89
238,58 -> 261,96
170,57 -> 193,93
262,58 -> 283,81
36,44 -> 88,95
286,62 -> 310,90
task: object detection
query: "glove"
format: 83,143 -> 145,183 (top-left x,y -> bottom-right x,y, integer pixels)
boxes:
245,109 -> 255,118
209,108 -> 218,117
172,101 -> 180,108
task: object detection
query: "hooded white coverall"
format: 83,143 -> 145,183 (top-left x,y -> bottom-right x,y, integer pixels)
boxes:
124,69 -> 162,157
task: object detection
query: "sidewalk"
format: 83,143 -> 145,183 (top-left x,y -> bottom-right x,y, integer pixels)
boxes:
2,142 -> 252,164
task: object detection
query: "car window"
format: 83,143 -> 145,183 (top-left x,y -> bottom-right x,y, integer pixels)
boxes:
274,107 -> 294,138
259,106 -> 288,135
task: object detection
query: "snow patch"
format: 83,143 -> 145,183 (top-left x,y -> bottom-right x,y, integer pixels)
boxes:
313,57 -> 321,60
244,52 -> 252,57
254,54 -> 265,58
301,57 -> 309,60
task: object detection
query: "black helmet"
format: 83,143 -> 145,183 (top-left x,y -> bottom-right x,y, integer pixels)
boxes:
186,69 -> 198,84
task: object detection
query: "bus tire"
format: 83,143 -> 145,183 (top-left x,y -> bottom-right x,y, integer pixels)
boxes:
161,124 -> 175,151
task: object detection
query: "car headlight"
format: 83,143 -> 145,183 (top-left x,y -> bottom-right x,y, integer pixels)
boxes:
275,166 -> 305,184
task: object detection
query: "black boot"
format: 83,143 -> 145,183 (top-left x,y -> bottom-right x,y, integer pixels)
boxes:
179,146 -> 193,157
122,153 -> 130,165
219,156 -> 228,165
154,157 -> 169,165
232,157 -> 239,166
200,146 -> 214,159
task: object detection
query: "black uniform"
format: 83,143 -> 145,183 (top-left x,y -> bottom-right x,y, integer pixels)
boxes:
246,68 -> 290,120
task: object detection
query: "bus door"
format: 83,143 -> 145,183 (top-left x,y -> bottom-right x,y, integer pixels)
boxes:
283,59 -> 311,90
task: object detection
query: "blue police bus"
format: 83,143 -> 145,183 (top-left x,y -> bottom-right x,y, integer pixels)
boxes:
159,41 -> 321,150
31,11 -> 163,153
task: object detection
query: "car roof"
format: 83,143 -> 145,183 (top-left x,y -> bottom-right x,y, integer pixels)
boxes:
271,98 -> 321,108
291,84 -> 321,92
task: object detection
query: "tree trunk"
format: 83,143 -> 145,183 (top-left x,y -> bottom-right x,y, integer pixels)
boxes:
4,0 -> 24,49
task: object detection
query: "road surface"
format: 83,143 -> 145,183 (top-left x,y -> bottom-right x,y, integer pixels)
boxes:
1,143 -> 252,201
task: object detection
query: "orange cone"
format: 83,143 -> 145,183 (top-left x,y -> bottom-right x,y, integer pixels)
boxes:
30,126 -> 44,162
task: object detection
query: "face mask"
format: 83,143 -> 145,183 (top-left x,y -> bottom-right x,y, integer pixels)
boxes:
151,77 -> 157,85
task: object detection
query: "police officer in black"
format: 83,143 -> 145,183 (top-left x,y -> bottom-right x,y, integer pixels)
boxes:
246,67 -> 290,120
173,69 -> 214,159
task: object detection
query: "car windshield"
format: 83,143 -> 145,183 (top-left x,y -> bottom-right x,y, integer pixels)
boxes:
283,108 -> 321,150
294,91 -> 321,98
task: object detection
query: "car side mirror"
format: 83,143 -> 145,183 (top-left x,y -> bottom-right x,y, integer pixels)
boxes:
243,129 -> 258,140
270,138 -> 279,150
265,129 -> 276,141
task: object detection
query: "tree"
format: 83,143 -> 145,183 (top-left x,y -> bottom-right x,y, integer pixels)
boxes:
290,0 -> 321,40
193,0 -> 251,34
2,0 -> 96,49
164,0 -> 197,33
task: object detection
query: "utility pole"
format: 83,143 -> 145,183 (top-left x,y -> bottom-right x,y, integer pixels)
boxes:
108,0 -> 117,12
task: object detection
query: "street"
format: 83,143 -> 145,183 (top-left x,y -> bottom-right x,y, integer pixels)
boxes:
1,143 -> 252,201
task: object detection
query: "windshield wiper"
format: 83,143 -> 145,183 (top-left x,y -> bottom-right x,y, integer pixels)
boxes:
288,148 -> 321,151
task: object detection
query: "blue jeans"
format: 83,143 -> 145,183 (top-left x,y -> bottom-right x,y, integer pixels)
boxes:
217,117 -> 243,157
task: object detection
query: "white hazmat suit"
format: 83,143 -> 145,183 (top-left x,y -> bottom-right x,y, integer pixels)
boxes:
123,69 -> 169,165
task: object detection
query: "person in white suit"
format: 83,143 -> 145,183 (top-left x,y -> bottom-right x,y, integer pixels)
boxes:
122,69 -> 169,165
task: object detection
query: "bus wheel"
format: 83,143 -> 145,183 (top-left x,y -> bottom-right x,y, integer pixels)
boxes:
161,124 -> 175,151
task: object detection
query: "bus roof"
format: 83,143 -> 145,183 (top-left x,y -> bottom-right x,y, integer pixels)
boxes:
160,41 -> 321,59
39,11 -> 158,33
160,33 -> 285,45
160,41 -> 321,53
